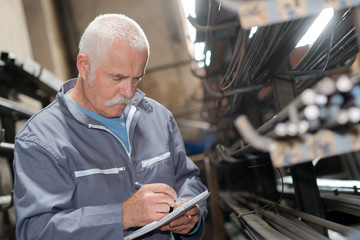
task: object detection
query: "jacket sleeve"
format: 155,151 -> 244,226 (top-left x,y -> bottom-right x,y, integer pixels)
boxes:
168,115 -> 208,240
13,138 -> 124,240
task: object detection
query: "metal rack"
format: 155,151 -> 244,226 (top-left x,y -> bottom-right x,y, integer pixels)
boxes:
0,52 -> 61,240
192,1 -> 360,239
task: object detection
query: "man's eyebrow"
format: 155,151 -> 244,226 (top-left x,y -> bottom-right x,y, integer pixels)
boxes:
110,73 -> 128,79
109,73 -> 144,79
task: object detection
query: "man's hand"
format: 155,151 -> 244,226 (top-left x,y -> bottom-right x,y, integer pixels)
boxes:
122,183 -> 177,230
159,199 -> 200,235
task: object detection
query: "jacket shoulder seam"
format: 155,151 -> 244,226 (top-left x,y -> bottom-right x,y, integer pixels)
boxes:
16,136 -> 61,163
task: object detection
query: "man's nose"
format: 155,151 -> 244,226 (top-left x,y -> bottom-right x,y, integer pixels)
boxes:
122,79 -> 134,99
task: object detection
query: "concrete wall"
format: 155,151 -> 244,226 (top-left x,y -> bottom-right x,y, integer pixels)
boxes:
0,0 -> 33,61
22,0 -> 71,81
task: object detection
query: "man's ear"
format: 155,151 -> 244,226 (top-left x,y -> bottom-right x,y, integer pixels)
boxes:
77,53 -> 90,81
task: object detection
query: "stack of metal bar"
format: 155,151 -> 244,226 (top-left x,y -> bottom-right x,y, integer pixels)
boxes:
272,73 -> 360,138
220,191 -> 358,240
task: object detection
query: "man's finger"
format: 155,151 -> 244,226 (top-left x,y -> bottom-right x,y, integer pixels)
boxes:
181,205 -> 200,217
146,183 -> 177,199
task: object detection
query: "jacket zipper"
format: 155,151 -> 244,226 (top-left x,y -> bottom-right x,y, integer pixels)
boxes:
87,105 -> 137,158
74,167 -> 126,178
88,124 -> 131,157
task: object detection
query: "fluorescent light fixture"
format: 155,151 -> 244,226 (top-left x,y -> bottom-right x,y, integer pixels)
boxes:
296,8 -> 334,48
249,26 -> 258,38
194,42 -> 205,60
193,42 -> 205,67
182,0 -> 197,42
205,50 -> 211,66
182,0 -> 196,17
181,0 -> 207,68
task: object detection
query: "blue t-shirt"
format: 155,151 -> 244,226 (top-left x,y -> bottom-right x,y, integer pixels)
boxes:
65,93 -> 130,152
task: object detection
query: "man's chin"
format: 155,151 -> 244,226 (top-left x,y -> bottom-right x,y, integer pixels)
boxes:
108,105 -> 127,117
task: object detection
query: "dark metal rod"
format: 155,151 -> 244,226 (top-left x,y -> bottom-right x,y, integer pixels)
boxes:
187,16 -> 240,32
234,193 -> 325,240
0,96 -> 35,118
220,192 -> 291,240
265,218 -> 303,240
352,6 -> 360,48
237,192 -> 354,235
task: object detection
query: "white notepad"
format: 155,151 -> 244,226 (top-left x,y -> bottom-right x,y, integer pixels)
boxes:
124,190 -> 210,240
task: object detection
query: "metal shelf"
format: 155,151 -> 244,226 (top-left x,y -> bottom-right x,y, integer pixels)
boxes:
217,0 -> 360,29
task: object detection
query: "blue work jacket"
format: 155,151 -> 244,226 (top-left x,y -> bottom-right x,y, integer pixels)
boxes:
13,79 -> 208,240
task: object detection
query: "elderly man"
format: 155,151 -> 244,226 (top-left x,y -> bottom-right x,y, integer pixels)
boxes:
13,14 -> 208,240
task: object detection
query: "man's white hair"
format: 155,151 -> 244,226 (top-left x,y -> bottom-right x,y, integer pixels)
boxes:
79,13 -> 150,78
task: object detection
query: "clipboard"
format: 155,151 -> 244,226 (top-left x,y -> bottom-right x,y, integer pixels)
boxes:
124,190 -> 210,240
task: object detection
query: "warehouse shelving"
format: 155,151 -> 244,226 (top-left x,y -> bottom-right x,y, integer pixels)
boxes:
0,52 -> 60,240
195,0 -> 360,239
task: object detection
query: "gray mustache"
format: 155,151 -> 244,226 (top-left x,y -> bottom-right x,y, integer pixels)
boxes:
105,96 -> 133,106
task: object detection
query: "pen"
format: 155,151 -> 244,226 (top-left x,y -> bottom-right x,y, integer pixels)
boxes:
134,181 -> 143,190
175,198 -> 186,204
170,198 -> 186,213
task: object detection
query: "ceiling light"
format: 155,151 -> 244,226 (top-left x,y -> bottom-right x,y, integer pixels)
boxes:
182,0 -> 197,42
249,26 -> 258,38
194,42 -> 205,60
205,50 -> 211,66
296,8 -> 334,48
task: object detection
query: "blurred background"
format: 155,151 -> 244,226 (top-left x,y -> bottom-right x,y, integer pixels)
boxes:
1,0 -> 360,239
